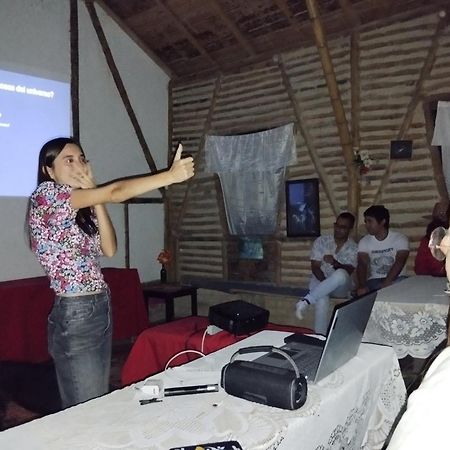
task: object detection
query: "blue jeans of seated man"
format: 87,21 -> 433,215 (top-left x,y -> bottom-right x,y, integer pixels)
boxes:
48,290 -> 113,409
366,275 -> 408,292
305,268 -> 353,335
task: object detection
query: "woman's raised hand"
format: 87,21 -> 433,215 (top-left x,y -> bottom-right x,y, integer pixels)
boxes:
168,143 -> 194,184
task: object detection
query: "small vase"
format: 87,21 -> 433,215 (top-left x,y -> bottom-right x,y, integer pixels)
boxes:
160,266 -> 167,283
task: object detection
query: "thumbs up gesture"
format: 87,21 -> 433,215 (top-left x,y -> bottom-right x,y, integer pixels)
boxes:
169,143 -> 194,183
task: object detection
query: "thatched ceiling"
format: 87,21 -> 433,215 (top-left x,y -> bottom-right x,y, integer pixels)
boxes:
99,0 -> 448,80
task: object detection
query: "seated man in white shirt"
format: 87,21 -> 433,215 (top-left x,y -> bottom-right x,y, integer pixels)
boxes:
356,205 -> 409,296
295,212 -> 358,335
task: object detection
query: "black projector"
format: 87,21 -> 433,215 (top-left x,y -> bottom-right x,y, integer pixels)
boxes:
208,300 -> 269,336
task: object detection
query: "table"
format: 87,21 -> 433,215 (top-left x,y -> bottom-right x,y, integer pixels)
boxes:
0,268 -> 149,363
0,331 -> 405,450
142,282 -> 198,322
363,276 -> 449,359
121,316 -> 314,386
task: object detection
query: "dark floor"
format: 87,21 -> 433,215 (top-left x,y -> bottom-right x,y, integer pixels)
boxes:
0,339 -> 134,431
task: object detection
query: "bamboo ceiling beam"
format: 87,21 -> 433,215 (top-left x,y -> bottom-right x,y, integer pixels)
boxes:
84,1 -> 164,196
305,0 -> 359,215
278,55 -> 340,217
373,11 -> 448,204
155,0 -> 219,68
209,0 -> 256,56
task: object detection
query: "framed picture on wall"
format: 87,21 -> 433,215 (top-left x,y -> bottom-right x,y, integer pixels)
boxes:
286,178 -> 320,237
390,140 -> 412,159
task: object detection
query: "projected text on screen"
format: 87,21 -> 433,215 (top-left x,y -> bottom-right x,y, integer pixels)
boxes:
0,69 -> 70,197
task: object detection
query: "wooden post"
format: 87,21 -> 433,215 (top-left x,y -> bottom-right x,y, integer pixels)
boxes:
84,1 -> 163,195
305,0 -> 359,215
278,56 -> 340,217
350,31 -> 361,228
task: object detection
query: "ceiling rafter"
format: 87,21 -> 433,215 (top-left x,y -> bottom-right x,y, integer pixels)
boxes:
154,0 -> 220,69
100,0 -> 448,80
208,0 -> 256,57
273,0 -> 310,39
337,0 -> 361,28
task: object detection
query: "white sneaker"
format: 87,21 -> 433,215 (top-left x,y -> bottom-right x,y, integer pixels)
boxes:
295,299 -> 310,320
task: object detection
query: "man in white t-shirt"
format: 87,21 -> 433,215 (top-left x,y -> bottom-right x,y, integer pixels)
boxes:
295,212 -> 358,334
356,205 -> 409,296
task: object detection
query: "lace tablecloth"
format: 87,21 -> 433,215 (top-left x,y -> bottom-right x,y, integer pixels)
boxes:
363,276 -> 449,359
0,331 -> 405,450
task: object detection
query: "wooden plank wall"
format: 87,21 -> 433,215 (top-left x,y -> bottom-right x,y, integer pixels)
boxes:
169,12 -> 450,287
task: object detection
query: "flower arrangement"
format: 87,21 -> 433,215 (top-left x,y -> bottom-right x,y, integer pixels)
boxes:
354,150 -> 373,175
157,249 -> 171,267
157,249 -> 171,283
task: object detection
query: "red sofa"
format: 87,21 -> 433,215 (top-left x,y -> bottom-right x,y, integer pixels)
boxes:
0,267 -> 149,363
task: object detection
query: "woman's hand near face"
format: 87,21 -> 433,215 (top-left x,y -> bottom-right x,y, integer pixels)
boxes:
72,162 -> 97,189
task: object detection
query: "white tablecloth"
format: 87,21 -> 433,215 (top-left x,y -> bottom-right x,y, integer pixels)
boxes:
0,331 -> 405,450
363,276 -> 449,358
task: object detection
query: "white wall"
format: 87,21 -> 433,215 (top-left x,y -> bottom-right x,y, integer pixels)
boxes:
0,0 -> 169,282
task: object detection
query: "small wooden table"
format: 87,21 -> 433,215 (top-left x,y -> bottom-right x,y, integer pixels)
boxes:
141,282 -> 198,322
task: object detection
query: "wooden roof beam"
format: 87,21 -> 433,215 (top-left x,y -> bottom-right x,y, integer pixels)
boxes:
154,0 -> 220,68
94,0 -> 173,78
84,0 -> 164,196
337,0 -> 360,28
273,0 -> 310,40
305,0 -> 359,214
208,0 -> 256,57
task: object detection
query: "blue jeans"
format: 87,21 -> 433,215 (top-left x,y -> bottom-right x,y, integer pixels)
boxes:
305,269 -> 353,335
366,275 -> 408,292
48,290 -> 113,408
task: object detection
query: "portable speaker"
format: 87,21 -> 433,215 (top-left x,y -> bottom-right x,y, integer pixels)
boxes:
221,345 -> 307,410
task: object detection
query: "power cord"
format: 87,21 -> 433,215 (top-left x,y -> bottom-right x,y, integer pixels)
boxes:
164,324 -> 224,372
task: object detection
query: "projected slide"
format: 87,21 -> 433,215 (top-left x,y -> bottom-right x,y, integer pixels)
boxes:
0,68 -> 70,197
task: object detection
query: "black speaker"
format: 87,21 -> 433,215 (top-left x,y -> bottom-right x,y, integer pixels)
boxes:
221,346 -> 307,410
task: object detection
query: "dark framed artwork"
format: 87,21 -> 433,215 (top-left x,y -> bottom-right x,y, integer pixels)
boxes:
286,178 -> 320,237
390,140 -> 412,159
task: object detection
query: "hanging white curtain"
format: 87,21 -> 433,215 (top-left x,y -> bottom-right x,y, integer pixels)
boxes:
432,101 -> 450,194
205,123 -> 297,235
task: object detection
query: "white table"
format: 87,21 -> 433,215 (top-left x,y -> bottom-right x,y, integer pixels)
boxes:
363,276 -> 449,359
0,331 -> 405,450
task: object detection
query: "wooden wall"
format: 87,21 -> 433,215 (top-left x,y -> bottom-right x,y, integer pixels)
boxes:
167,11 -> 450,287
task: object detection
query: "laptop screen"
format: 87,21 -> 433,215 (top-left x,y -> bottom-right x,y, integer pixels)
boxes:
308,291 -> 377,382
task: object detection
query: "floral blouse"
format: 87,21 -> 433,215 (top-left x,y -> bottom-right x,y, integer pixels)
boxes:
29,181 -> 106,295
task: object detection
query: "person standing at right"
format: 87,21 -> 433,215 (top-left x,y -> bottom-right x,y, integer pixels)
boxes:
356,205 -> 409,296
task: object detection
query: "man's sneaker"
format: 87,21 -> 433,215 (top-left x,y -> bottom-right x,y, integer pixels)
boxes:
295,298 -> 310,320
